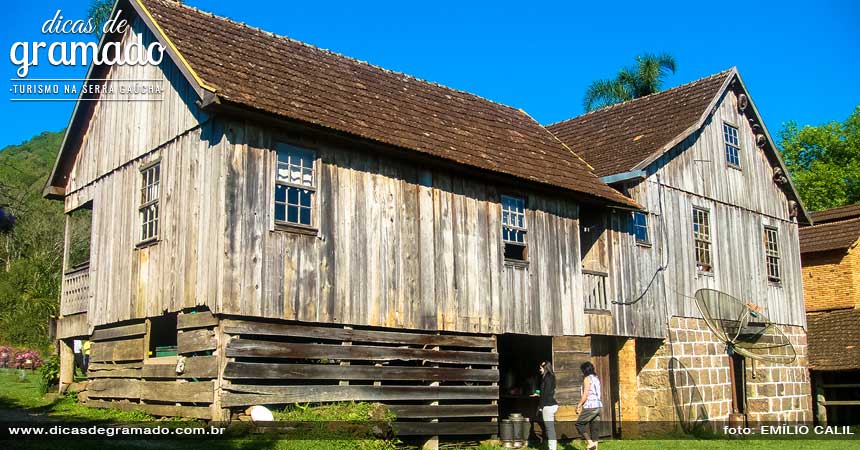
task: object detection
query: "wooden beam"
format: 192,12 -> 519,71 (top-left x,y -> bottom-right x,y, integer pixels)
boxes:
142,356 -> 218,379
221,319 -> 495,348
388,404 -> 498,419
88,379 -> 141,399
223,362 -> 498,382
178,329 -> 216,354
90,338 -> 146,362
226,339 -> 498,365
177,311 -> 218,330
91,323 -> 147,342
140,380 -> 215,404
395,422 -> 498,436
87,368 -> 142,378
221,385 -> 498,406
85,400 -> 212,420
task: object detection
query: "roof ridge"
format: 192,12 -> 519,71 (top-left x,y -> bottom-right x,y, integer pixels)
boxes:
545,67 -> 735,127
150,0 -> 523,114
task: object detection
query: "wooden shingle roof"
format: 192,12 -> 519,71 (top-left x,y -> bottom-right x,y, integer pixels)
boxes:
810,203 -> 860,224
799,217 -> 860,254
134,0 -> 635,208
807,309 -> 860,371
546,70 -> 733,177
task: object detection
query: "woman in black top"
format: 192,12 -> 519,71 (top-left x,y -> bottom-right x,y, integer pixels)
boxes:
536,360 -> 559,450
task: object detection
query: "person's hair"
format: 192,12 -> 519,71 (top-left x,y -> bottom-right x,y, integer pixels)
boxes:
580,361 -> 597,377
540,360 -> 554,377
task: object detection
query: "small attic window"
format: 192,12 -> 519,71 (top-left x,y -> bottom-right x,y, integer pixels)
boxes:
723,123 -> 741,168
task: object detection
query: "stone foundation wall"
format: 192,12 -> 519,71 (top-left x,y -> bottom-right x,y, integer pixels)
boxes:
635,316 -> 811,430
744,326 -> 812,423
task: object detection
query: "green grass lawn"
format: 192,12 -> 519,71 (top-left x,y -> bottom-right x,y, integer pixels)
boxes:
0,368 -> 857,450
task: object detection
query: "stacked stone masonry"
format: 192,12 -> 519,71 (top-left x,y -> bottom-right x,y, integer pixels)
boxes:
635,317 -> 811,432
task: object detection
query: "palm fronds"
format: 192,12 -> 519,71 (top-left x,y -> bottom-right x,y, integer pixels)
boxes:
583,53 -> 677,112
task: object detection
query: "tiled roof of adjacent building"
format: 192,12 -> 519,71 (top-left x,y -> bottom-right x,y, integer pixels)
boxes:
546,70 -> 733,177
810,203 -> 860,224
136,0 -> 636,207
807,308 -> 860,371
799,204 -> 860,253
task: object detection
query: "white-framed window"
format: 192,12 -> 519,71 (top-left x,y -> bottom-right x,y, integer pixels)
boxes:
274,143 -> 316,227
692,207 -> 712,273
501,195 -> 527,261
139,161 -> 160,243
723,123 -> 741,168
632,211 -> 649,245
763,226 -> 781,283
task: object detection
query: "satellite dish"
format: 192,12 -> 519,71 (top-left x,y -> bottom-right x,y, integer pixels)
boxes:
694,289 -> 796,364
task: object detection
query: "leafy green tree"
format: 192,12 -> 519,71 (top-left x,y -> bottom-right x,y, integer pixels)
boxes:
779,106 -> 860,212
88,0 -> 114,38
0,131 -> 65,350
583,53 -> 677,111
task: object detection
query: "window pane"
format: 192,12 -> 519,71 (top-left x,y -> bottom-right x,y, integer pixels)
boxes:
275,203 -> 286,222
287,186 -> 299,205
275,185 -> 287,202
300,207 -> 311,225
287,205 -> 298,223
300,189 -> 312,207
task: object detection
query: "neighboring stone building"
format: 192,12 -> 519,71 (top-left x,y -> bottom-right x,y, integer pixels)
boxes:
549,69 -> 814,433
800,204 -> 860,425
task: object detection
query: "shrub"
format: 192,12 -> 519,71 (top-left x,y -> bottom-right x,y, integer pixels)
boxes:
0,346 -> 13,368
38,354 -> 60,393
13,349 -> 43,369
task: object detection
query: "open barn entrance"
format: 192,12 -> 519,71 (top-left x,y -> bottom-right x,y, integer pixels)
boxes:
497,334 -> 553,425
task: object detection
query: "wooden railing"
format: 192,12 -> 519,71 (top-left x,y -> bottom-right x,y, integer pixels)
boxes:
61,264 -> 90,316
583,269 -> 610,312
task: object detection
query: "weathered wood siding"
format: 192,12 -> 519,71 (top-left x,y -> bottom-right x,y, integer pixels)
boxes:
216,120 -> 585,336
65,16 -> 206,198
606,89 -> 805,337
62,27 -> 588,334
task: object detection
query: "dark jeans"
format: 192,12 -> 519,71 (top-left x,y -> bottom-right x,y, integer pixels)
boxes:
576,407 -> 601,441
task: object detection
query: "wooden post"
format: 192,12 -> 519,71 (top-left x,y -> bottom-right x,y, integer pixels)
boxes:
59,338 -> 75,393
422,344 -> 441,450
340,326 -> 352,386
213,318 -> 232,421
814,372 -> 827,425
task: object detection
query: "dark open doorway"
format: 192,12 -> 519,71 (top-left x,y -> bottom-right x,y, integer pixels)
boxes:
497,334 -> 553,423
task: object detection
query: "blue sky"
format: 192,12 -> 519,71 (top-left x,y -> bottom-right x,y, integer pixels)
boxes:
1,0 -> 859,148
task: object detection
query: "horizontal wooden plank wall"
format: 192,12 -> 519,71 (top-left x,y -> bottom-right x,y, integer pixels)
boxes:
219,317 -> 499,428
85,312 -> 218,420
57,312 -> 89,339
604,89 -> 806,338
551,336 -> 591,405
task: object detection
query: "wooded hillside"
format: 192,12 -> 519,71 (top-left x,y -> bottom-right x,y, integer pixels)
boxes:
0,131 -> 64,349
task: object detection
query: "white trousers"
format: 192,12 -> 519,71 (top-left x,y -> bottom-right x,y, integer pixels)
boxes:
541,404 -> 559,450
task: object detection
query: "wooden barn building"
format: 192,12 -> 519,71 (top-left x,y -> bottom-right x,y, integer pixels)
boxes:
799,204 -> 860,425
46,0 -> 814,440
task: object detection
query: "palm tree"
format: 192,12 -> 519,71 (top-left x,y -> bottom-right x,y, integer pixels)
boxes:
583,53 -> 677,112
88,0 -> 114,38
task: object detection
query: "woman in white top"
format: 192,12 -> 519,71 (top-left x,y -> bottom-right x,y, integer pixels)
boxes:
576,361 -> 603,450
